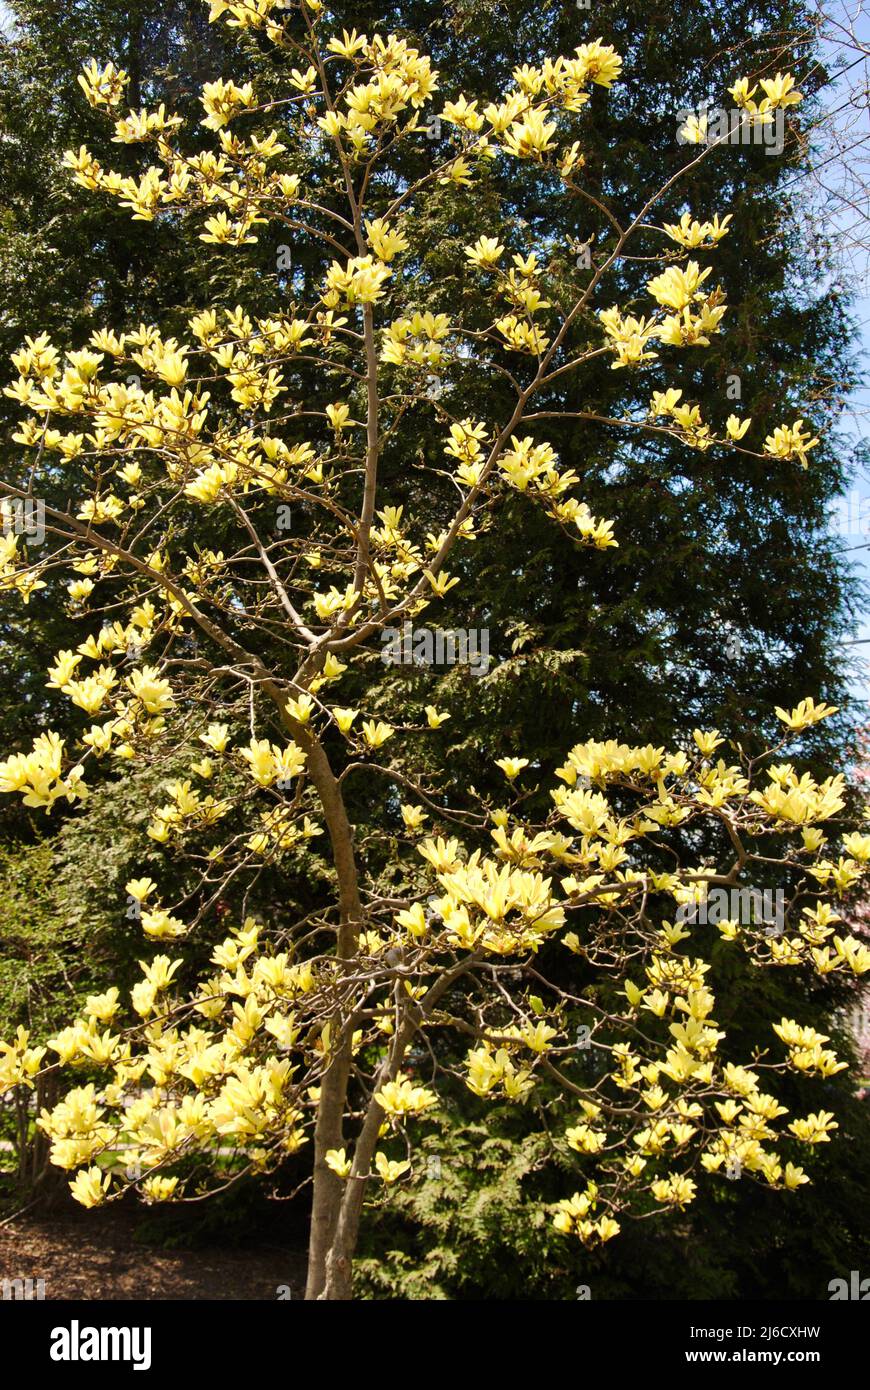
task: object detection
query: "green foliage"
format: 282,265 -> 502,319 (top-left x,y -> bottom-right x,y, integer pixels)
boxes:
0,837 -> 102,1196
356,1120 -> 565,1300
357,1078 -> 870,1301
0,839 -> 100,1034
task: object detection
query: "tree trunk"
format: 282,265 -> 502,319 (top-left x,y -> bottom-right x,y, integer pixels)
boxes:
305,1046 -> 353,1299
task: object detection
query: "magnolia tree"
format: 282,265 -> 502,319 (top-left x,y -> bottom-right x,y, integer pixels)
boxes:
1,0 -> 868,1301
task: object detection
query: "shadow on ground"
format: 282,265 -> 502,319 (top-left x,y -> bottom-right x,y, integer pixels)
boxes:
0,1207 -> 307,1299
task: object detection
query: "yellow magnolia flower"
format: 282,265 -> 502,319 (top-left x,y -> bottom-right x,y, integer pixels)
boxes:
442,94 -> 484,131
502,110 -> 557,160
425,706 -> 450,729
396,902 -> 427,937
678,112 -> 708,144
200,723 -> 230,753
84,988 -> 121,1022
325,402 -> 353,430
325,1147 -> 353,1179
725,414 -> 751,440
362,720 -> 393,749
758,72 -> 803,109
764,419 -> 819,468
647,261 -> 711,312
464,236 -> 504,269
783,1163 -> 809,1189
325,255 -> 392,306
327,28 -> 368,59
47,649 -> 82,689
140,907 -> 187,940
662,212 -> 731,247
495,757 -> 529,780
651,1174 -> 697,1206
692,729 -> 724,756
141,1175 -> 179,1201
70,1166 -> 112,1209
286,693 -> 315,724
566,1124 -> 606,1154
78,60 -> 128,109
126,666 -> 175,713
126,877 -> 156,903
364,217 -> 409,262
373,1152 -> 411,1183
374,1076 -> 437,1115
788,1110 -> 838,1144
774,697 -> 838,732
68,578 -> 95,603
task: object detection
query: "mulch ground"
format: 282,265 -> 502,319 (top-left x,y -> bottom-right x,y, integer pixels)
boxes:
0,1207 -> 307,1300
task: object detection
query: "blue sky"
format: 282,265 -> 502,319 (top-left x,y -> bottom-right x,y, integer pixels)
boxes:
814,5 -> 870,694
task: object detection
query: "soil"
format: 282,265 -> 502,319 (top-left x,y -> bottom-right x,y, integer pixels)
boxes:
0,1207 -> 307,1300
